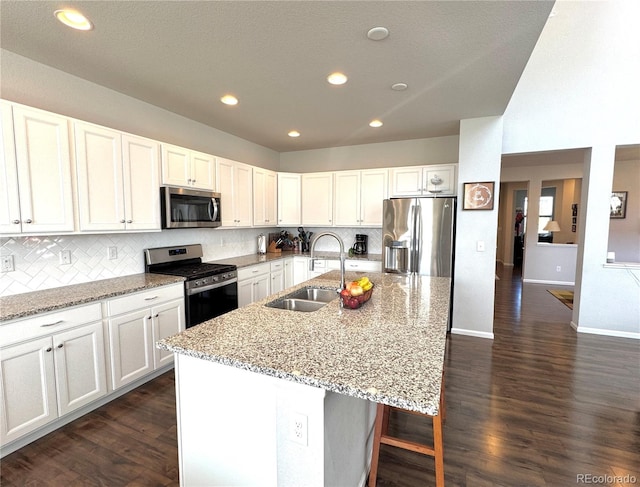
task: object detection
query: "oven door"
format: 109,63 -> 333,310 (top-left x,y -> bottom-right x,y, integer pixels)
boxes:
185,280 -> 238,328
162,186 -> 222,228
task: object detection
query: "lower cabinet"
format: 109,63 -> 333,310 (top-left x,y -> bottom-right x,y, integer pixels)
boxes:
292,257 -> 308,285
106,284 -> 184,390
238,263 -> 270,307
270,260 -> 285,294
0,303 -> 106,445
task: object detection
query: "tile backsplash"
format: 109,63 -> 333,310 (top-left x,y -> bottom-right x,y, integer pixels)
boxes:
0,227 -> 381,296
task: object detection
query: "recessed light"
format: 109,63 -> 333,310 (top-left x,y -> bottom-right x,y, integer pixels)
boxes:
391,83 -> 408,91
367,27 -> 389,41
327,72 -> 348,85
54,9 -> 93,31
288,130 -> 300,138
220,95 -> 238,106
369,120 -> 383,128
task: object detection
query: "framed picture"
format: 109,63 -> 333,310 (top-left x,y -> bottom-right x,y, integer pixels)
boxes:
610,191 -> 627,219
463,181 -> 495,210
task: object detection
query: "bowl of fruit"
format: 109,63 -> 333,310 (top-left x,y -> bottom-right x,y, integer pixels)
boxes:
340,276 -> 374,310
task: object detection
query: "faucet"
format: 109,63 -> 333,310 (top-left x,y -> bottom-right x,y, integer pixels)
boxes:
309,231 -> 346,291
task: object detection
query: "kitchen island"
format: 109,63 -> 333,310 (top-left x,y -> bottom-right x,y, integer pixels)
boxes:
158,270 -> 450,486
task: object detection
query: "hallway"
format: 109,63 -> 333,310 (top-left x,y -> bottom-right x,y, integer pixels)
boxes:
1,267 -> 638,486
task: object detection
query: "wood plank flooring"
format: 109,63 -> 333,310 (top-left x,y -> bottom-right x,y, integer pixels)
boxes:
2,265 -> 639,486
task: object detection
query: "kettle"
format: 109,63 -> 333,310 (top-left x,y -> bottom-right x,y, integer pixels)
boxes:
257,234 -> 267,254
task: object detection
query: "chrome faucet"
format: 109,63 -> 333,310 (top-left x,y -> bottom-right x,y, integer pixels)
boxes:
309,231 -> 346,291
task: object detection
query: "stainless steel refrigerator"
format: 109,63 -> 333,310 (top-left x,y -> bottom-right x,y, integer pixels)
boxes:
382,197 -> 456,277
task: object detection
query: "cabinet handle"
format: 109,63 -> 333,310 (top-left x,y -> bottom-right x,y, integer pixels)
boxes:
57,343 -> 63,349
12,219 -> 19,224
41,320 -> 64,327
126,220 -> 133,223
187,178 -> 192,184
154,313 -> 159,318
252,270 -> 259,274
192,179 -> 196,183
120,219 -> 126,223
45,347 -> 52,352
144,296 -> 159,301
24,219 -> 33,224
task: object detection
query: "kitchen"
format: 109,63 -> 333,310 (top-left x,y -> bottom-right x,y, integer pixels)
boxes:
1,1 -> 639,486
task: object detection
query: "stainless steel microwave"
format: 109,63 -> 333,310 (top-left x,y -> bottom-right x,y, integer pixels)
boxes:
161,186 -> 222,229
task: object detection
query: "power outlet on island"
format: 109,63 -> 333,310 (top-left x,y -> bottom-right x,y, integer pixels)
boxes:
289,412 -> 308,446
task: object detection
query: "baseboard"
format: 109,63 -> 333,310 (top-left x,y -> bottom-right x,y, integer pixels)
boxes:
450,328 -> 494,339
576,326 -> 640,340
523,278 -> 575,286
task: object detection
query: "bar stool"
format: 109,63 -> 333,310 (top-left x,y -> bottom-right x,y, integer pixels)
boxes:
368,374 -> 446,487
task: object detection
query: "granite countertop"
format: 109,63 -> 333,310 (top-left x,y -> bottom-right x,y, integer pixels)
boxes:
211,250 -> 382,269
0,274 -> 185,322
158,270 -> 450,415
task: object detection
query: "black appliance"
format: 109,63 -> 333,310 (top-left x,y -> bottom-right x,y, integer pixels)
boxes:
353,234 -> 368,255
145,244 -> 237,328
161,186 -> 222,229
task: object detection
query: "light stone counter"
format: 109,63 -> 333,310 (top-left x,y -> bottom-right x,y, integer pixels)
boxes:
158,270 -> 450,415
210,250 -> 382,269
0,274 -> 185,322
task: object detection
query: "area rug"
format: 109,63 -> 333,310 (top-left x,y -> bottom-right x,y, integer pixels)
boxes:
547,289 -> 574,309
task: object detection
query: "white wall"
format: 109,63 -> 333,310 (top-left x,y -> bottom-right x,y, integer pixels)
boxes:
451,116 -> 503,339
0,49 -> 279,169
503,0 -> 640,338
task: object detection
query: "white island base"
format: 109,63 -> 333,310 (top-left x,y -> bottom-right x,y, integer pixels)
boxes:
175,354 -> 377,487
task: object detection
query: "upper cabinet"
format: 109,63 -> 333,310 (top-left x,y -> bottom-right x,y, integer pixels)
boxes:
302,172 -> 334,226
253,167 -> 277,226
161,143 -> 215,191
216,157 -> 253,227
389,164 -> 457,197
334,169 -> 388,226
3,104 -> 75,234
75,122 -> 161,232
277,173 -> 301,226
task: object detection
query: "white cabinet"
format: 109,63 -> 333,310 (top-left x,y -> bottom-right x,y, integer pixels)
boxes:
161,143 -> 215,191
292,257 -> 308,285
344,259 -> 382,273
75,122 -> 161,231
106,284 -> 184,390
0,303 -> 106,445
334,169 -> 387,226
302,172 -> 333,226
269,261 -> 285,294
283,257 -> 294,288
308,258 -> 329,278
389,164 -> 457,197
3,104 -> 75,234
277,173 -> 301,226
237,263 -> 270,307
253,167 -> 277,226
216,157 -> 253,227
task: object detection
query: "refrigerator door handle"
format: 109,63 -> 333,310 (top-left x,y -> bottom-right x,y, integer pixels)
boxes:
413,202 -> 422,274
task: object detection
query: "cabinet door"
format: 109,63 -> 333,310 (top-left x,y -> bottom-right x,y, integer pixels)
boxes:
234,162 -> 253,227
237,279 -> 254,308
0,337 -> 57,444
216,157 -> 236,227
423,165 -> 456,195
122,134 -> 161,230
277,173 -> 301,226
254,274 -> 270,302
53,322 -> 107,416
360,169 -> 388,226
333,171 -> 361,226
12,105 -> 74,233
283,258 -> 294,288
0,101 -> 21,234
152,299 -> 185,369
292,257 -> 309,285
270,270 -> 284,295
302,173 -> 333,226
161,143 -> 191,187
108,309 -> 154,390
389,167 -> 424,197
75,122 -> 124,231
253,167 -> 277,226
191,150 -> 215,191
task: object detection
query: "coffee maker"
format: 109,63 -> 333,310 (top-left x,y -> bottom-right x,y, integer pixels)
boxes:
353,234 -> 368,255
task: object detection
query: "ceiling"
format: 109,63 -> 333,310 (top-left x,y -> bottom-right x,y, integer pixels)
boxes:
0,1 -> 554,153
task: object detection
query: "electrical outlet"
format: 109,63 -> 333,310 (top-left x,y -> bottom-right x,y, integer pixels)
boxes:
59,250 -> 72,265
476,240 -> 485,252
556,265 -> 562,272
289,412 -> 308,446
1,255 -> 15,272
108,246 -> 118,260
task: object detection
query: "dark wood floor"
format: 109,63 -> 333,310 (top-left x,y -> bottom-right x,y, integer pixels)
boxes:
2,265 -> 639,486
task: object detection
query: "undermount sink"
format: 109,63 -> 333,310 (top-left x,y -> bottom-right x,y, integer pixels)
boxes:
265,286 -> 339,312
